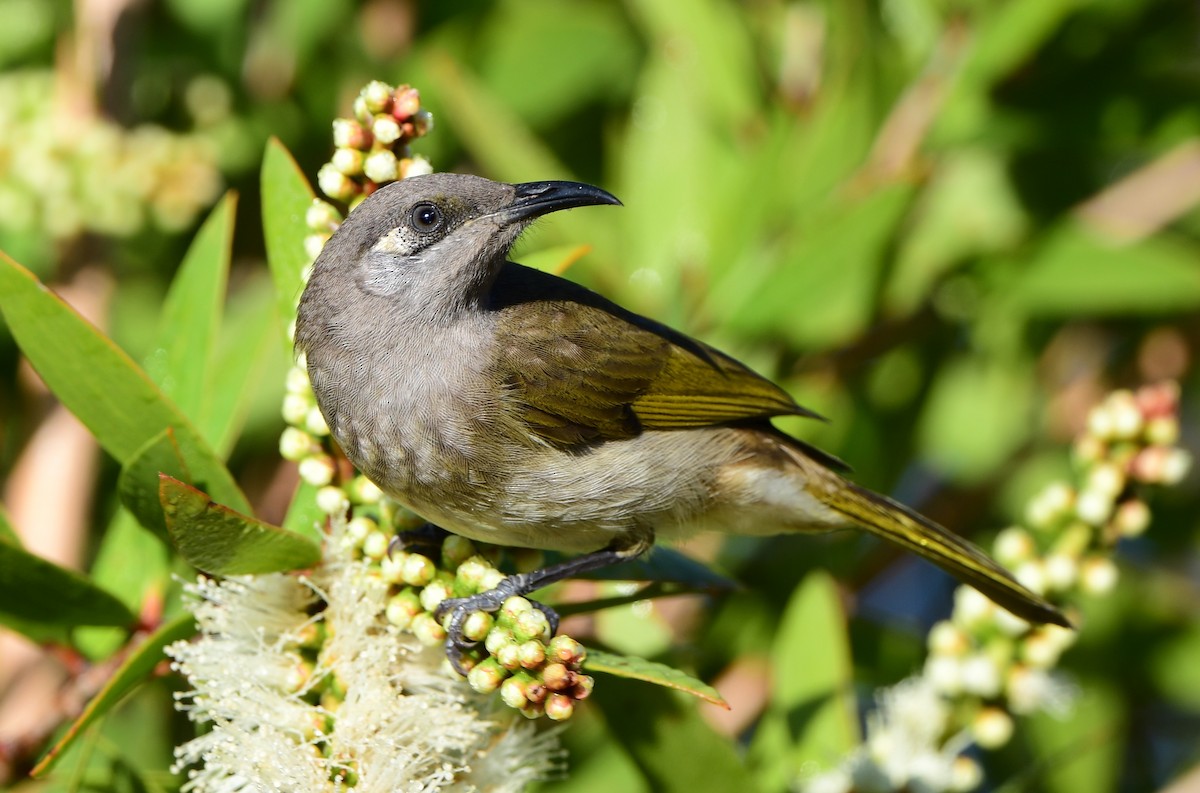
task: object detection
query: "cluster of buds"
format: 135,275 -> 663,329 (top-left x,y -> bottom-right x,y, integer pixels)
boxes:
0,70 -> 221,241
314,81 -> 433,213
342,528 -> 594,721
804,382 -> 1191,793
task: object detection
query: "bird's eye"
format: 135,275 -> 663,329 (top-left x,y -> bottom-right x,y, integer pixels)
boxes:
410,202 -> 443,232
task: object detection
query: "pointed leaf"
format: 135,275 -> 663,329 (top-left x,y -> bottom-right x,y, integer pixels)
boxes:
749,571 -> 857,789
0,541 -> 134,629
118,430 -> 192,542
262,137 -> 315,340
583,648 -> 727,708
0,253 -> 250,514
160,475 -> 321,575
281,480 -> 325,543
150,192 -> 236,427
31,612 -> 197,777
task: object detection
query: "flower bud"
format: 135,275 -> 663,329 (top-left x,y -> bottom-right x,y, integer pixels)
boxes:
332,118 -> 371,150
317,163 -> 359,201
379,550 -> 406,583
518,640 -> 547,669
496,642 -> 523,671
479,567 -> 506,591
462,610 -> 494,643
279,427 -> 319,460
542,662 -> 574,691
361,80 -> 393,113
971,706 -> 1013,749
364,149 -> 399,183
571,674 -> 594,700
316,485 -> 347,515
1042,553 -> 1077,592
950,756 -> 983,792
994,526 -> 1035,567
362,530 -> 390,560
346,515 -> 377,542
467,659 -> 507,693
1086,403 -> 1115,440
1026,482 -> 1075,530
953,586 -> 995,628
485,626 -> 516,656
371,116 -> 402,146
1079,555 -> 1118,595
513,607 -> 551,642
499,676 -> 529,709
401,155 -> 433,178
1113,498 -> 1151,538
282,392 -> 311,424
285,366 -> 311,394
331,147 -> 364,177
348,476 -> 383,504
547,635 -> 587,666
924,655 -> 963,695
299,455 -> 336,486
545,693 -> 575,721
402,553 -> 437,588
1106,390 -> 1142,438
1075,488 -> 1113,526
391,85 -> 421,120
960,653 -> 1001,697
499,596 -> 534,624
411,109 -> 434,137
419,578 -> 452,612
1145,416 -> 1180,446
304,233 -> 329,261
411,612 -> 446,646
305,406 -> 330,436
441,535 -> 477,569
385,589 -> 422,629
928,621 -> 969,656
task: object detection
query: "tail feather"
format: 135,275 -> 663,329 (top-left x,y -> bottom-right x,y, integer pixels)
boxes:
819,479 -> 1070,628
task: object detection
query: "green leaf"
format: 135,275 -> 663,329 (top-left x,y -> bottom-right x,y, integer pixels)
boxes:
160,475 -> 321,575
584,648 -> 727,708
0,505 -> 18,545
749,572 -> 857,790
150,191 -> 236,428
1022,679 -> 1123,793
262,137 -> 315,340
118,430 -> 192,541
31,612 -> 197,778
591,675 -> 755,792
0,252 -> 251,514
1004,223 -> 1200,316
281,479 -> 325,543
917,354 -> 1035,483
0,541 -> 134,629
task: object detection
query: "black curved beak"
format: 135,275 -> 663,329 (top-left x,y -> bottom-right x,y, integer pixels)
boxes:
501,180 -> 622,225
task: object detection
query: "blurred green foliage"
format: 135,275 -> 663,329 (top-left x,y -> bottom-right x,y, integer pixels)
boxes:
0,0 -> 1198,791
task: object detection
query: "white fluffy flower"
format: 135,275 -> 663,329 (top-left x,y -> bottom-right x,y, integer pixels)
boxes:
168,518 -> 562,792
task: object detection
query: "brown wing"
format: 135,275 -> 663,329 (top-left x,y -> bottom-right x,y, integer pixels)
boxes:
490,263 -> 820,446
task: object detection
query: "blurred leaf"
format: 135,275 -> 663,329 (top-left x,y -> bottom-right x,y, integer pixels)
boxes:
0,504 -> 17,544
0,541 -> 134,629
1004,224 -> 1200,316
150,191 -> 236,429
262,137 -> 315,341
516,244 -> 594,275
917,354 -> 1035,483
204,274 -> 284,457
749,571 -> 857,790
479,0 -> 638,128
720,184 -> 915,348
592,676 -> 755,792
160,475 -> 321,575
585,648 -> 727,707
32,612 -> 196,778
423,52 -> 571,183
1150,623 -> 1200,709
118,429 -> 192,542
0,253 -> 250,514
1022,680 -> 1123,793
887,149 -> 1028,315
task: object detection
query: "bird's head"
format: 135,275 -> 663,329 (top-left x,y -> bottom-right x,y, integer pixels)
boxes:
307,173 -> 619,316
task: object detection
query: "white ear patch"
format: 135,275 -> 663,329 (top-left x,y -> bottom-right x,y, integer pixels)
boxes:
372,227 -> 413,255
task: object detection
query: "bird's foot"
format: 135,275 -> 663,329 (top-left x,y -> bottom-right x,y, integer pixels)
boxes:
434,571 -> 561,676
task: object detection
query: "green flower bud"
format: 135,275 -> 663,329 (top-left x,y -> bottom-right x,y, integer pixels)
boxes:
467,658 -> 507,693
298,455 -> 336,487
499,596 -> 533,625
347,476 -> 383,504
461,610 -> 494,643
570,674 -> 594,700
379,550 -> 406,583
282,392 -> 311,424
499,676 -> 529,710
391,85 -> 421,120
305,406 -> 331,436
419,578 -> 453,612
362,530 -> 390,560
315,486 -> 349,515
285,367 -> 311,394
279,427 -> 319,461
385,589 -> 421,630
496,642 -> 523,671
518,640 -> 546,669
542,662 -> 573,691
485,626 -> 516,656
371,116 -> 402,146
441,534 -> 477,569
512,608 -> 551,643
403,553 -> 437,588
454,556 -> 494,593
411,612 -> 446,646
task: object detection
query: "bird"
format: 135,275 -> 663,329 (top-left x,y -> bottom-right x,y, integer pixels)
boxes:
294,173 -> 1068,671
